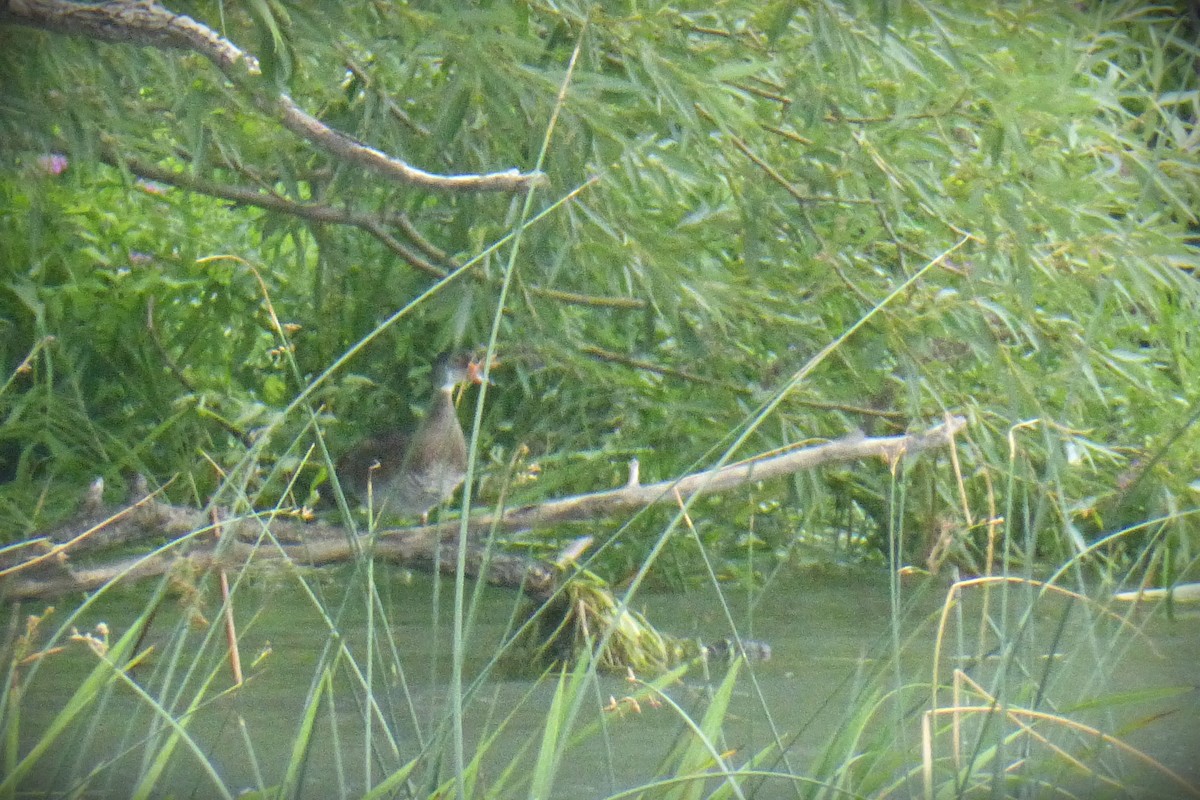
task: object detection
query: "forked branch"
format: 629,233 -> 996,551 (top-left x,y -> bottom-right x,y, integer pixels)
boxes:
1,0 -> 544,193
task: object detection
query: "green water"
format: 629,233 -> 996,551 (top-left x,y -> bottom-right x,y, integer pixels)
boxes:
7,567 -> 1199,798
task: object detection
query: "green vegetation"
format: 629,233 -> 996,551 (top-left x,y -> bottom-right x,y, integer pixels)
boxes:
2,0 -> 1198,798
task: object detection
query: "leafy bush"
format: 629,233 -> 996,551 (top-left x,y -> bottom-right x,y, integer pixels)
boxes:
2,1 -> 1197,568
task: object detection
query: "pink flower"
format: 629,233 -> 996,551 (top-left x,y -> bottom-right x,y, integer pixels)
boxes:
37,153 -> 68,176
136,178 -> 171,195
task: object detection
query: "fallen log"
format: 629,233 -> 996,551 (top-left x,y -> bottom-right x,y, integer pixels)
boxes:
1,417 -> 965,601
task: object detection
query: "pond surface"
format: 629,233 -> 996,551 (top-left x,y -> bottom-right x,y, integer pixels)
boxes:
8,566 -> 1199,799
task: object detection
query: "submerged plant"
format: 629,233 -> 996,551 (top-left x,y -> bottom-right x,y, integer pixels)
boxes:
508,573 -> 680,674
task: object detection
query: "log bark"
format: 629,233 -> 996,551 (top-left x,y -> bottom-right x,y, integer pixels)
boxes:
1,417 -> 965,601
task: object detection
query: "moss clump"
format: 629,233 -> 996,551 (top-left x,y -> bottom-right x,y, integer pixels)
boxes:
507,573 -> 692,674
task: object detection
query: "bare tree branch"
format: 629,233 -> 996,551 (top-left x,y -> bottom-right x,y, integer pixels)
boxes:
2,0 -> 545,193
1,418 -> 964,600
446,415 -> 966,533
274,95 -> 545,193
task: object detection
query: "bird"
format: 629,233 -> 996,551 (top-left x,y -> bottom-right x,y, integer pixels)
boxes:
337,351 -> 484,523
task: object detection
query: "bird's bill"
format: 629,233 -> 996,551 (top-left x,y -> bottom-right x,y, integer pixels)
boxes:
467,353 -> 498,385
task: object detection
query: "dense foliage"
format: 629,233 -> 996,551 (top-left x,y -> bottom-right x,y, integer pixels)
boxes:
2,1 -> 1198,577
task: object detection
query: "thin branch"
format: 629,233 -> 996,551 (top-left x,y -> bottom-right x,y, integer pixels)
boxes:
145,296 -> 196,393
526,286 -> 645,310
144,298 -> 254,445
358,219 -> 448,279
99,148 -> 645,308
107,145 -> 455,278
107,148 -> 376,225
580,345 -> 736,388
829,95 -> 968,124
392,213 -> 451,263
695,104 -> 878,207
579,345 -> 905,419
761,124 -> 814,146
730,81 -> 792,106
727,135 -> 879,206
2,0 -> 544,193
342,57 -> 432,138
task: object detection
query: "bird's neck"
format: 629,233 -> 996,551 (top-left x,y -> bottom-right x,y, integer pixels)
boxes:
429,387 -> 456,416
